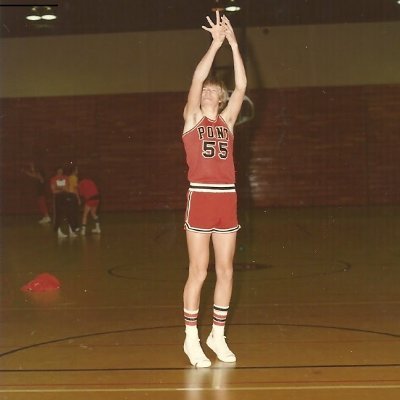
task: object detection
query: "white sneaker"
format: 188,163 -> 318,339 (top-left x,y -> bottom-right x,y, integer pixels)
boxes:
57,228 -> 68,238
69,226 -> 79,238
206,332 -> 236,363
39,216 -> 51,224
92,227 -> 101,234
184,337 -> 211,368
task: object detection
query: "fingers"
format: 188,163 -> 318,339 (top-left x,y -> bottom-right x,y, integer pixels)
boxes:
221,15 -> 233,31
205,10 -> 222,27
206,15 -> 214,27
221,15 -> 231,26
221,15 -> 236,43
202,11 -> 235,41
203,11 -> 223,36
215,9 -> 220,25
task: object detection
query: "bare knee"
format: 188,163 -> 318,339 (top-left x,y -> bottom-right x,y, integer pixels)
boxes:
188,263 -> 208,284
215,264 -> 233,283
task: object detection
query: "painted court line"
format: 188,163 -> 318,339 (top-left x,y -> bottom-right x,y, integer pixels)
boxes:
3,300 -> 400,311
1,385 -> 400,393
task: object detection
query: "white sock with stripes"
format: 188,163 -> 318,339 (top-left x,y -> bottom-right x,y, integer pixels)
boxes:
212,304 -> 229,337
184,308 -> 199,338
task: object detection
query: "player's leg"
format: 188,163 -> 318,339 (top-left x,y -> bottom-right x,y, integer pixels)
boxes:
55,194 -> 67,238
90,203 -> 101,233
37,195 -> 51,223
184,230 -> 211,310
183,230 -> 212,367
212,232 -> 236,306
68,194 -> 80,236
90,204 -> 98,219
81,204 -> 90,235
206,232 -> 237,362
64,194 -> 78,237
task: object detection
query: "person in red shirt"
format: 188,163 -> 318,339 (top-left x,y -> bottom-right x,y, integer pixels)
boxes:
50,166 -> 70,238
78,177 -> 101,235
181,11 -> 247,368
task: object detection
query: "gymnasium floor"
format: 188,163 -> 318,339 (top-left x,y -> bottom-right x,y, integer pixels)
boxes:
1,206 -> 399,399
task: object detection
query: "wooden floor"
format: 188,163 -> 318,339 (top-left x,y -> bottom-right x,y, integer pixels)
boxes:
1,206 -> 400,399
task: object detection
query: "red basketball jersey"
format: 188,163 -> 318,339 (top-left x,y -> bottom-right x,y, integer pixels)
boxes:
182,115 -> 235,184
50,175 -> 68,191
78,179 -> 99,200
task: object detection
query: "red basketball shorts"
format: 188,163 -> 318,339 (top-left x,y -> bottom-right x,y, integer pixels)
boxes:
184,183 -> 240,234
86,199 -> 100,208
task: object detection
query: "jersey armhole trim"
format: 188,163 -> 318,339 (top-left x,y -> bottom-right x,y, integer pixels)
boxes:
182,116 -> 206,137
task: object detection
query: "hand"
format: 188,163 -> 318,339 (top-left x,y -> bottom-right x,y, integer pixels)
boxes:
222,15 -> 237,46
202,10 -> 225,45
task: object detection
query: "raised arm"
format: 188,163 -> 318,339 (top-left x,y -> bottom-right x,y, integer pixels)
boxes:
220,15 -> 247,130
22,166 -> 43,182
183,11 -> 225,127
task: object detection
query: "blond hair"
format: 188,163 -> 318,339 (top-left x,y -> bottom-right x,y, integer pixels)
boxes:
203,76 -> 229,112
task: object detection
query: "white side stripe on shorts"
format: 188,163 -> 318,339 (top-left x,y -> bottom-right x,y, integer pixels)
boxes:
189,182 -> 236,193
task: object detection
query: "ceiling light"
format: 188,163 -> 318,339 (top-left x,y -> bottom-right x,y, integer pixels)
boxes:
225,0 -> 241,12
225,5 -> 241,12
41,6 -> 57,20
212,0 -> 241,12
42,15 -> 57,20
26,7 -> 41,21
26,6 -> 57,21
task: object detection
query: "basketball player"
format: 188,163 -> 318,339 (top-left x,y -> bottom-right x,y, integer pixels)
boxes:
50,166 -> 70,238
182,11 -> 247,367
66,165 -> 81,235
78,176 -> 101,235
22,162 -> 51,224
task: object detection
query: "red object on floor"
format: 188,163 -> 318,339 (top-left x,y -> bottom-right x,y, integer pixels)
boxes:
21,273 -> 61,292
